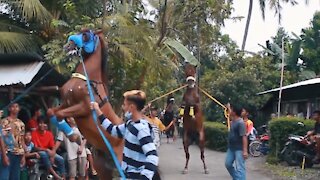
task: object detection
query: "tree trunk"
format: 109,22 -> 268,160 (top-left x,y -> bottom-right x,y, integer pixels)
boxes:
156,0 -> 168,47
241,0 -> 253,51
136,64 -> 148,89
101,0 -> 107,29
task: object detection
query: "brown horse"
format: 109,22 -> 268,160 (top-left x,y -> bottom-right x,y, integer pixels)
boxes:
181,63 -> 208,174
48,30 -> 123,180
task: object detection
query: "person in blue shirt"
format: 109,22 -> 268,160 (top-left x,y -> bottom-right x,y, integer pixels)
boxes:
91,90 -> 160,180
225,104 -> 248,180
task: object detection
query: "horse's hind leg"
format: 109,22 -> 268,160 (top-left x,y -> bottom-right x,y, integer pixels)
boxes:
94,149 -> 114,180
182,130 -> 190,174
199,128 -> 209,174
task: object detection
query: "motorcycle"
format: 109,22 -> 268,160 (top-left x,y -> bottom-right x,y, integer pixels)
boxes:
280,124 -> 317,168
249,125 -> 270,157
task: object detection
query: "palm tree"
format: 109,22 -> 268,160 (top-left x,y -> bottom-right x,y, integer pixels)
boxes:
0,0 -> 103,53
0,0 -> 52,53
241,0 -> 299,51
241,0 -> 253,51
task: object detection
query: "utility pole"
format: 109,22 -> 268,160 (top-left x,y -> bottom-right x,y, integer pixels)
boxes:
277,37 -> 285,118
197,3 -> 201,92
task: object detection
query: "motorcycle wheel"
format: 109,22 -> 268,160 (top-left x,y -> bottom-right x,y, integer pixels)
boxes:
282,143 -> 299,166
249,141 -> 262,157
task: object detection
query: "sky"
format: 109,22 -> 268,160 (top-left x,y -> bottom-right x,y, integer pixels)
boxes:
222,1 -> 320,52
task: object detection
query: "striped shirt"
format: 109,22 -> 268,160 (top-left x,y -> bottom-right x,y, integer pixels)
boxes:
98,114 -> 158,180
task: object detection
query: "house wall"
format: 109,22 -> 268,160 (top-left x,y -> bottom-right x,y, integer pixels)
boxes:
271,98 -> 320,119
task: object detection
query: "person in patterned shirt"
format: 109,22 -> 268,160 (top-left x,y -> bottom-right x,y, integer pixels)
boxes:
0,110 -> 10,178
0,103 -> 26,180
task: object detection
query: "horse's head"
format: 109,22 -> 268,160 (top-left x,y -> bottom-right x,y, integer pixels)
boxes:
184,63 -> 197,88
64,29 -> 103,57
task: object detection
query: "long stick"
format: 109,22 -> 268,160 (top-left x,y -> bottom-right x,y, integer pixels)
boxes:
198,86 -> 230,131
149,84 -> 188,104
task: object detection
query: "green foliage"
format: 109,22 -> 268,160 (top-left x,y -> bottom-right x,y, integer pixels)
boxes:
201,55 -> 291,121
268,117 -> 314,157
266,154 -> 281,164
300,11 -> 320,74
204,121 -> 228,152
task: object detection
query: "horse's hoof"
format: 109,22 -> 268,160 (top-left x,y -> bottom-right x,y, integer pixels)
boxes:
204,169 -> 209,174
182,169 -> 188,174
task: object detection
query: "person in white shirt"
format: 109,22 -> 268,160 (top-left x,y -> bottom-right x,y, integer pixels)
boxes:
54,117 -> 87,180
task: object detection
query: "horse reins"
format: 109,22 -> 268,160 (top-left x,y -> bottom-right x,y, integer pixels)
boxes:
77,46 -> 126,179
71,73 -> 108,107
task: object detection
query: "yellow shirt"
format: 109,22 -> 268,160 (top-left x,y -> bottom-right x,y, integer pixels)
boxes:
147,117 -> 166,131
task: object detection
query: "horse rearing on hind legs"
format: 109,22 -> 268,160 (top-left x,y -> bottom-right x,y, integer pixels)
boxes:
47,29 -> 123,180
181,63 -> 209,174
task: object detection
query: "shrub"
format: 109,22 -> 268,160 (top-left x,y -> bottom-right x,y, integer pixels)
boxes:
204,121 -> 228,152
268,117 -> 314,158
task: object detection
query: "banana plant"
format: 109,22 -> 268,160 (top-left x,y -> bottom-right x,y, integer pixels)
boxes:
259,34 -> 316,81
163,38 -> 200,66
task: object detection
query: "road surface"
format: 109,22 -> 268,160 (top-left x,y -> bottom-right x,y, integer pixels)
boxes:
158,138 -> 271,180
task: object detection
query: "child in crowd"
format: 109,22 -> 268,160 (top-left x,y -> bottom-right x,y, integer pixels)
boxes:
24,131 -> 40,159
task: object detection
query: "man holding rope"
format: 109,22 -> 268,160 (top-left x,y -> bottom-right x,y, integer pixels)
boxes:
91,90 -> 160,180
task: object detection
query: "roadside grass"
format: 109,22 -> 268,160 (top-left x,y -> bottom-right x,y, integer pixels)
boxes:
264,163 -> 320,180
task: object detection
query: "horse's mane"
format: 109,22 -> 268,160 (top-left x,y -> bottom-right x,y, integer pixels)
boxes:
97,32 -> 108,86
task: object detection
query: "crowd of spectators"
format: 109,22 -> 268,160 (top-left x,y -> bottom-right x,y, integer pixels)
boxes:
0,103 -> 98,180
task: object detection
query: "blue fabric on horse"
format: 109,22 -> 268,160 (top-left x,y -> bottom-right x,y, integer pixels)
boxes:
68,34 -> 83,48
67,30 -> 99,54
50,115 -> 74,136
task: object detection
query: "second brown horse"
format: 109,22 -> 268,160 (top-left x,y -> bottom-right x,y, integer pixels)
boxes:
181,63 -> 208,174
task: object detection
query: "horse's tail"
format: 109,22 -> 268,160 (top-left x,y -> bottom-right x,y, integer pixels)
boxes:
153,167 -> 162,180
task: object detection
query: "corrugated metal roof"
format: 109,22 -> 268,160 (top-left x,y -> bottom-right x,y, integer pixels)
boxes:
258,78 -> 320,95
0,62 -> 44,86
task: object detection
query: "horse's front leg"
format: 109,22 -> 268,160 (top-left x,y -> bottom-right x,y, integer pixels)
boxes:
49,102 -> 89,144
55,101 -> 90,119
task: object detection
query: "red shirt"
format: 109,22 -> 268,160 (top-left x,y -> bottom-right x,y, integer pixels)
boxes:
31,130 -> 55,149
27,118 -> 38,131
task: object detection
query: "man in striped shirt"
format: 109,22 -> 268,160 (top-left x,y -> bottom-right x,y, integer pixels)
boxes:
91,90 -> 159,180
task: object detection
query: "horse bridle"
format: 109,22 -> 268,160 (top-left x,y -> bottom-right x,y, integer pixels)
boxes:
71,73 -> 109,107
